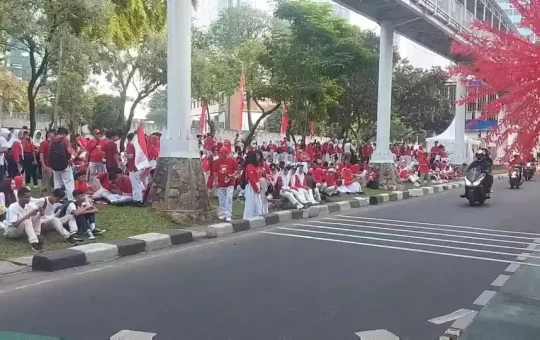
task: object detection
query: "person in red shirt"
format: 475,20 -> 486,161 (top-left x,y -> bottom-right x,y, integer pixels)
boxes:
74,172 -> 93,194
85,129 -> 107,187
320,168 -> 338,196
417,146 -> 431,185
92,169 -> 134,205
5,129 -> 23,179
430,141 -> 440,162
104,130 -> 120,172
204,133 -> 217,155
20,130 -> 38,187
212,147 -> 238,221
125,132 -> 144,204
147,134 -> 160,160
242,151 -> 262,219
267,140 -> 277,163
362,143 -> 374,163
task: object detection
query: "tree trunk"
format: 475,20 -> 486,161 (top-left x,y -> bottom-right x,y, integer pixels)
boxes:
116,91 -> 127,128
27,84 -> 36,135
246,90 -> 253,130
243,103 -> 281,151
204,101 -> 216,136
120,95 -> 145,151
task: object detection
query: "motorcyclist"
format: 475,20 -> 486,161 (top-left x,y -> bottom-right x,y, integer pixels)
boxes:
508,153 -> 525,181
461,150 -> 493,198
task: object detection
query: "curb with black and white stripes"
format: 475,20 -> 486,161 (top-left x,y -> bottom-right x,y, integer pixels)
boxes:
206,174 -> 509,240
30,174 -> 508,272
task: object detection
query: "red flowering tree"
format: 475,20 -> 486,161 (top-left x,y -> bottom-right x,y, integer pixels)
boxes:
450,0 -> 540,162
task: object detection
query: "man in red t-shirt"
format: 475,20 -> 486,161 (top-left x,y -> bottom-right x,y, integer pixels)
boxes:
212,146 -> 237,221
39,130 -> 54,194
85,129 -> 107,187
104,131 -> 120,172
125,132 -> 144,204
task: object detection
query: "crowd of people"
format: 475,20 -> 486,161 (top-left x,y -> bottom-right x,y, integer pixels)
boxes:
200,134 -> 462,221
0,127 -> 161,252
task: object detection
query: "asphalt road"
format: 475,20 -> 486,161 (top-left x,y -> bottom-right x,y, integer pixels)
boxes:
1,177 -> 539,340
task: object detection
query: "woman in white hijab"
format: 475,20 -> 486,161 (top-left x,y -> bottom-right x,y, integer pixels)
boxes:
33,130 -> 43,180
4,129 -> 22,178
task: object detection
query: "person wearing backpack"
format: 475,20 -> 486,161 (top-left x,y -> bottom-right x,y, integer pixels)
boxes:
49,127 -> 75,200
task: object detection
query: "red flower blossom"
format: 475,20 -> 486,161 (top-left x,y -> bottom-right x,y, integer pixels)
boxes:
450,0 -> 540,162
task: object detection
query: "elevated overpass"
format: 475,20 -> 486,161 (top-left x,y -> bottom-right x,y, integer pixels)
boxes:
335,0 -> 518,164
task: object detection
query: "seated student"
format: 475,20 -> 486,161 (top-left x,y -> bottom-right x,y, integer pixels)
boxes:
4,187 -> 78,251
92,169 -> 133,204
74,171 -> 94,194
66,189 -> 104,240
338,167 -> 363,194
31,188 -> 81,245
320,168 -> 338,196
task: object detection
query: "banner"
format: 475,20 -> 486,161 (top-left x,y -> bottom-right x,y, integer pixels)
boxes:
200,104 -> 207,134
281,103 -> 289,136
133,125 -> 149,171
238,72 -> 246,132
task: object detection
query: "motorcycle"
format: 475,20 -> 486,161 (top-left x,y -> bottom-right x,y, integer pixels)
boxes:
464,167 -> 488,206
509,165 -> 523,189
524,162 -> 534,181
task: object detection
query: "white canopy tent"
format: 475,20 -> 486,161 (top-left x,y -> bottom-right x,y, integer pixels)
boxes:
426,118 -> 481,163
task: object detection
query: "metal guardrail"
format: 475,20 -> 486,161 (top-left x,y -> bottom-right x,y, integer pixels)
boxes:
412,0 -> 518,34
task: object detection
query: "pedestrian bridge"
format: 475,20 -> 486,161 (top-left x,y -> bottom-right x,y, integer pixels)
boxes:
336,0 -> 518,59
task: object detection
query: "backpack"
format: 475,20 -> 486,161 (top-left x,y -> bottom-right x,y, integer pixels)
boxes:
54,200 -> 72,218
50,140 -> 69,171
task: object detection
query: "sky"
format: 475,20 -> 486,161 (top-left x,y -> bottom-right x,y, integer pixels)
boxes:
93,1 -> 453,120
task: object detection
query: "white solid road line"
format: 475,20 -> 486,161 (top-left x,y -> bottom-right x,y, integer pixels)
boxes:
262,231 -> 540,267
337,216 -> 540,237
293,223 -> 531,252
308,220 -> 535,246
325,217 -> 537,241
276,227 -> 540,260
110,330 -> 156,340
428,308 -> 475,325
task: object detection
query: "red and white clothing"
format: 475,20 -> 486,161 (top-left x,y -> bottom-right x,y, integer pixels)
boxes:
338,168 -> 362,194
290,171 -> 317,204
243,164 -> 263,219
213,157 -> 237,220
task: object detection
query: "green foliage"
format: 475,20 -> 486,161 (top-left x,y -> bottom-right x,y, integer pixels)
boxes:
147,88 -> 167,128
90,94 -> 123,131
393,61 -> 453,137
0,66 -> 27,114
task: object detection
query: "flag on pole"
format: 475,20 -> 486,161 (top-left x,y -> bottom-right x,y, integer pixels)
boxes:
281,103 -> 289,136
133,124 -> 149,171
238,72 -> 246,132
200,104 -> 207,134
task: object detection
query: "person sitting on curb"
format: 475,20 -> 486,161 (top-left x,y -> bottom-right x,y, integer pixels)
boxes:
4,187 -> 80,251
31,188 -> 82,245
65,189 -> 103,240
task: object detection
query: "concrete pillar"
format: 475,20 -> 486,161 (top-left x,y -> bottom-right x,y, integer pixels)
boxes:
452,78 -> 468,165
161,0 -> 198,158
370,20 -> 394,164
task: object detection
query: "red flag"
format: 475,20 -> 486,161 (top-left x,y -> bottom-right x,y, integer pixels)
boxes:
281,103 -> 289,135
238,73 -> 246,132
200,104 -> 207,134
133,124 -> 149,170
310,121 -> 316,137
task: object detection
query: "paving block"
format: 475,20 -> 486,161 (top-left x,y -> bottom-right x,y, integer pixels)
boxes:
264,213 -> 281,225
130,232 -> 172,251
163,229 -> 193,245
379,193 -> 390,202
274,210 -> 292,222
349,199 -> 361,208
109,238 -> 146,257
291,209 -> 308,219
403,190 -> 410,199
72,243 -> 119,264
32,248 -> 87,272
317,204 -> 329,216
422,187 -> 435,194
326,202 -> 341,213
231,219 -> 251,232
442,184 -> 452,190
369,195 -> 384,205
354,197 -> 369,206
433,185 -> 444,192
391,191 -> 404,200
336,201 -> 351,211
408,188 -> 424,197
246,216 -> 266,229
206,222 -> 234,238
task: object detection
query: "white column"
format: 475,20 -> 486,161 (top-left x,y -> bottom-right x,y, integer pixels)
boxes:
452,78 -> 468,164
370,21 -> 394,164
161,0 -> 199,158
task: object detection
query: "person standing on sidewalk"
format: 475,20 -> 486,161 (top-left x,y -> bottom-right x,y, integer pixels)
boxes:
86,129 -> 106,187
125,133 -> 144,205
50,127 -> 75,200
213,146 -> 237,222
39,130 -> 55,194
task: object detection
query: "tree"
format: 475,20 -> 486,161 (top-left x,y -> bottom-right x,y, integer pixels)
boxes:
0,66 -> 27,115
90,94 -> 123,131
0,0 -> 110,134
450,0 -> 540,161
146,88 -> 167,129
263,107 -> 283,133
393,61 -> 453,139
262,0 -> 373,142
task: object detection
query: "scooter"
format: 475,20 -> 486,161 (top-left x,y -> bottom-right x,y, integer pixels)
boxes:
464,167 -> 489,206
509,165 -> 523,189
524,162 -> 534,181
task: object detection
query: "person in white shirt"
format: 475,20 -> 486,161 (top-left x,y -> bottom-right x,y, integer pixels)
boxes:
0,129 -> 9,182
4,188 -> 79,252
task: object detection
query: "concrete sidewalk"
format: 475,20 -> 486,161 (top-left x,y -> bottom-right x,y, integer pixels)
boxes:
460,255 -> 540,339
